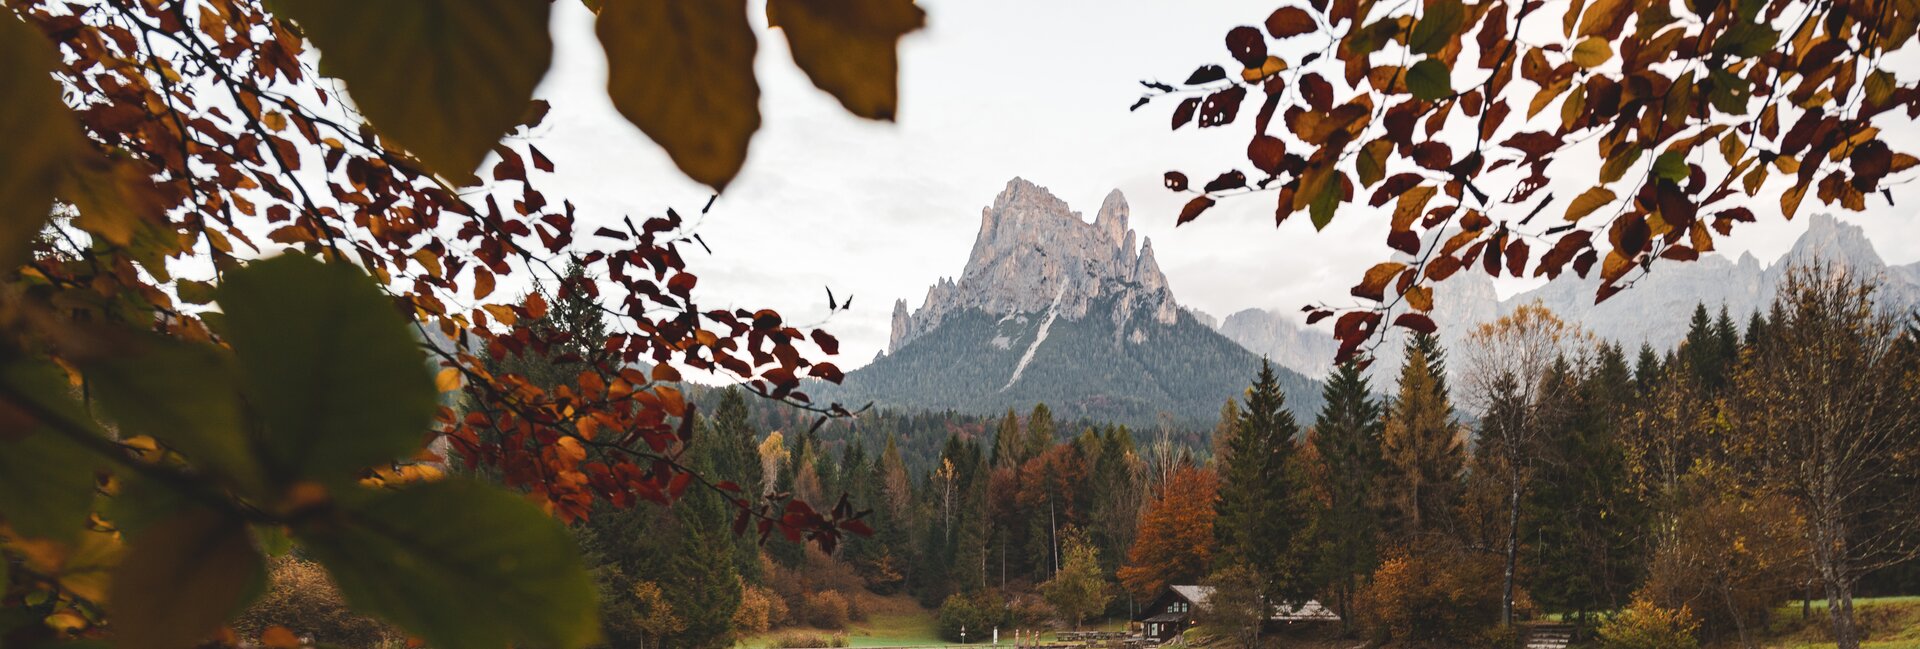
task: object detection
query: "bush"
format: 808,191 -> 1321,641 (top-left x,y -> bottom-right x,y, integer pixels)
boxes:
937,591 -> 1006,642
1597,599 -> 1700,649
1353,545 -> 1505,644
234,556 -> 397,648
735,581 -> 783,635
768,631 -> 849,648
802,590 -> 851,630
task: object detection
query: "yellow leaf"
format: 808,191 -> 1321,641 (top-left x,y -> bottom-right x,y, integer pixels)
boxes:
273,0 -> 553,183
599,0 -> 760,190
1560,83 -> 1587,131
767,0 -> 925,120
1353,262 -> 1408,302
1781,182 -> 1808,219
483,304 -> 518,326
1564,186 -> 1616,221
1529,76 -> 1571,118
1571,37 -> 1612,68
1406,285 -> 1434,311
1,16 -> 85,267
44,611 -> 88,633
1392,185 -> 1438,231
1241,55 -> 1289,82
435,367 -> 462,393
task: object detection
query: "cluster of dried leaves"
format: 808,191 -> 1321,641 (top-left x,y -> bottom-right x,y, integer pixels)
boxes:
1144,0 -> 1919,361
1,0 -> 925,646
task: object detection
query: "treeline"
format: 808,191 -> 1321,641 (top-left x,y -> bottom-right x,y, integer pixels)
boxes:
1117,265 -> 1920,649
483,264 -> 1920,649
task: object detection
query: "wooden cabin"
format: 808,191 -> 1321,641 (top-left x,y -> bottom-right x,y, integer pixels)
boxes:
1133,585 -> 1341,642
1133,585 -> 1209,642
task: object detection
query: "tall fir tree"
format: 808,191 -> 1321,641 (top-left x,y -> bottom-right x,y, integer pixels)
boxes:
1213,360 -> 1314,603
707,388 -> 764,581
1025,403 -> 1056,460
1633,343 -> 1663,398
1528,344 -> 1644,618
1309,361 -> 1384,627
1379,338 -> 1464,544
991,408 -> 1024,468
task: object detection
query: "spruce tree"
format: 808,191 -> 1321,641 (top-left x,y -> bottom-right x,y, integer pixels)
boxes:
1633,343 -> 1662,398
1213,360 -> 1313,603
1309,361 -> 1383,627
991,408 -> 1023,468
1025,403 -> 1056,460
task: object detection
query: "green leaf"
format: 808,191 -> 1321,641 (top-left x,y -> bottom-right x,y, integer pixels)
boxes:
300,479 -> 600,649
272,0 -> 553,183
1310,175 -> 1343,230
109,509 -> 266,649
1358,138 -> 1392,188
599,0 -> 760,190
1571,36 -> 1612,67
0,361 -> 104,543
81,335 -> 263,495
176,279 -> 217,305
1653,151 -> 1688,182
1407,0 -> 1464,55
1407,59 -> 1452,100
1708,66 -> 1752,114
1711,21 -> 1778,57
1599,146 -> 1643,183
215,255 -> 435,486
0,14 -> 85,268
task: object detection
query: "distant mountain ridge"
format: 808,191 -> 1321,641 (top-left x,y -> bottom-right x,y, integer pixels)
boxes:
1213,213 -> 1920,381
832,178 -> 1321,427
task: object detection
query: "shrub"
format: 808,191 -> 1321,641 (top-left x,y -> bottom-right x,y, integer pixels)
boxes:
234,556 -> 396,648
802,590 -> 851,630
769,631 -> 849,648
1638,483 -> 1801,641
735,581 -> 782,635
1597,599 -> 1700,649
937,591 -> 1005,642
1353,545 -> 1504,644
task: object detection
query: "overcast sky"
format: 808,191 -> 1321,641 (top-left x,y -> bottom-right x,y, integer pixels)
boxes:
523,0 -> 1920,369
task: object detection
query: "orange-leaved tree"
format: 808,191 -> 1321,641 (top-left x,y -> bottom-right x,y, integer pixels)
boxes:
1141,0 -> 1919,361
0,0 -> 922,647
1118,463 -> 1220,600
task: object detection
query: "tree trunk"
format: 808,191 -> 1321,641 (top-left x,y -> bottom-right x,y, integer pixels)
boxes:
1822,575 -> 1861,649
1722,585 -> 1753,649
1502,480 -> 1520,627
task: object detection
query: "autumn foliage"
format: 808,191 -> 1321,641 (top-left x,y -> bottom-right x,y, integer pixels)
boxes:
1146,0 -> 1920,359
1118,465 -> 1219,599
0,0 -> 926,646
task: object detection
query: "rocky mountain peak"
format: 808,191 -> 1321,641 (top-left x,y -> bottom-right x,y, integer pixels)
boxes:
889,179 -> 1179,353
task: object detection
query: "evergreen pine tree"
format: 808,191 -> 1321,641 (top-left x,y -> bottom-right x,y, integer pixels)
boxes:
1634,343 -> 1662,398
991,408 -> 1023,468
1309,361 -> 1384,627
1025,403 -> 1056,460
1213,360 -> 1314,603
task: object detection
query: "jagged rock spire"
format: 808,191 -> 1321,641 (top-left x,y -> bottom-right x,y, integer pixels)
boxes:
888,178 -> 1178,353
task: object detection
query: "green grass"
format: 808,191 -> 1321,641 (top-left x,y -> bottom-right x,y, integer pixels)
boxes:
733,610 -> 1135,649
1737,596 -> 1920,649
734,611 -> 945,648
